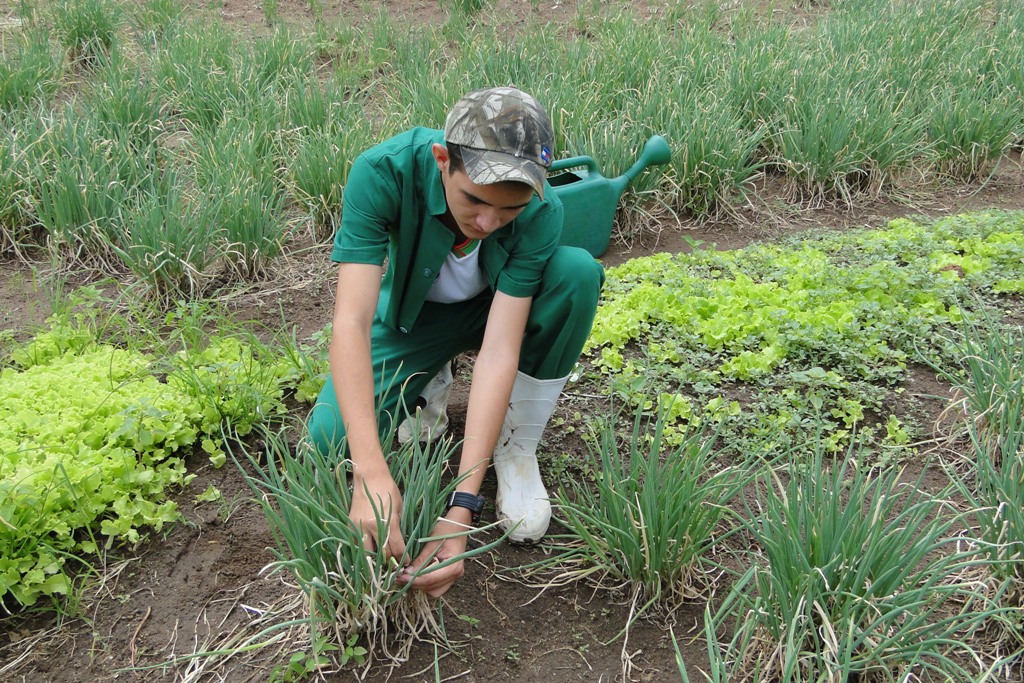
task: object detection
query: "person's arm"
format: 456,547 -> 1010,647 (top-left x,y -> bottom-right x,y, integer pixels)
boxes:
399,291 -> 531,597
330,262 -> 407,561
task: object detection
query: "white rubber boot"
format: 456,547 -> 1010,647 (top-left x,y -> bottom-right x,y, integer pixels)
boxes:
493,371 -> 568,544
397,362 -> 453,444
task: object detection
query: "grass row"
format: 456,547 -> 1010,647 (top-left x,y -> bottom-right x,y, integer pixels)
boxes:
1,0 -> 1022,296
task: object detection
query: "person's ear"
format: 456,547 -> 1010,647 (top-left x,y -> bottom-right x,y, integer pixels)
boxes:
431,143 -> 450,174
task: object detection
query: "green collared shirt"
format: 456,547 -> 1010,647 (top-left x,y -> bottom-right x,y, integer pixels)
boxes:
332,127 -> 563,333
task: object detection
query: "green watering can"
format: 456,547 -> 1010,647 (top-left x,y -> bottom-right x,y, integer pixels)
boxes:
548,135 -> 672,257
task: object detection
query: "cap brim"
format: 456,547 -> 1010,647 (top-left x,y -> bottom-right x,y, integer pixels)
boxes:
461,148 -> 547,199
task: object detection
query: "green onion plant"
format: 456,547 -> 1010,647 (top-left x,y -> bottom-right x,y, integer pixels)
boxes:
52,0 -> 122,65
85,51 -> 164,153
718,439 -> 995,682
925,307 -> 1024,447
261,0 -> 277,26
650,89 -> 765,217
948,407 -> 1024,670
0,113 -> 40,254
239,420 -> 505,669
282,77 -> 340,135
112,166 -> 217,298
439,0 -> 488,19
774,62 -> 922,206
926,81 -> 1020,182
247,27 -> 311,91
192,114 -> 286,278
153,23 -> 240,131
288,121 -> 372,239
540,403 -> 752,629
725,23 -> 792,143
129,0 -> 185,45
930,317 -> 1024,653
30,110 -> 142,260
0,30 -> 63,112
167,332 -> 292,440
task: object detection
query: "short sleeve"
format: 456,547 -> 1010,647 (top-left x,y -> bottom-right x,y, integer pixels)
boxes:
331,153 -> 397,265
494,199 -> 563,298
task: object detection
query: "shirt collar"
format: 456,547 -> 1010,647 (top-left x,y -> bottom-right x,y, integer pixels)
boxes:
423,132 -> 452,218
425,166 -> 449,218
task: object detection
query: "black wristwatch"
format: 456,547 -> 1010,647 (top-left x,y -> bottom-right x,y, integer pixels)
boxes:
446,492 -> 485,525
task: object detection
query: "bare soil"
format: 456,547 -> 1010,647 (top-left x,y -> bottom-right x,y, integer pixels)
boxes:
2,0 -> 1024,681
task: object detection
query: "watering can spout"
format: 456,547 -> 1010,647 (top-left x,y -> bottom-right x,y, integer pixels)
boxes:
612,135 -> 672,195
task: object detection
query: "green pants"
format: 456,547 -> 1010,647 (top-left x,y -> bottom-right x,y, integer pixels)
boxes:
306,246 -> 604,456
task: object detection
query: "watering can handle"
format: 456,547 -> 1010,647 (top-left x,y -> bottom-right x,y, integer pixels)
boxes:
549,156 -> 599,174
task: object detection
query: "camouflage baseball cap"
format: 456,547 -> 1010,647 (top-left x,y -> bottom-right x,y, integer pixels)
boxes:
444,86 -> 554,198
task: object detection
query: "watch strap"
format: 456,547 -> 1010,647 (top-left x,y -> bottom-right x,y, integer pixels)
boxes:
446,491 -> 485,525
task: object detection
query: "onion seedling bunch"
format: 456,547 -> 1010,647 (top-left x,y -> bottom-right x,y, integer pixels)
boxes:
952,410 -> 1024,665
244,425 -> 502,668
720,441 -> 992,682
542,404 -> 751,627
0,114 -> 37,254
0,30 -> 62,112
30,108 -> 139,260
935,319 -> 1024,660
932,315 -> 1024,446
52,0 -> 122,65
191,114 -> 287,279
112,166 -> 217,298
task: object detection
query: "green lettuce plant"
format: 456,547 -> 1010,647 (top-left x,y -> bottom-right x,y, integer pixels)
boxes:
585,211 -> 1023,458
1,335 -> 197,607
0,297 -> 306,608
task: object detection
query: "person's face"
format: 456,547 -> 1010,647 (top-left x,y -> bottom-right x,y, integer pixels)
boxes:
433,144 -> 536,240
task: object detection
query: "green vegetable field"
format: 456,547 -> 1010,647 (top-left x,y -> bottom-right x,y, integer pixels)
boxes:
2,0 -> 1024,680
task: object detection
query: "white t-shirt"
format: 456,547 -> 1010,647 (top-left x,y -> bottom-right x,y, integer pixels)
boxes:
425,243 -> 489,303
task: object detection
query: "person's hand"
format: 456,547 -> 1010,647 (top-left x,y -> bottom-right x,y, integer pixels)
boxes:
396,511 -> 471,598
349,470 -> 407,562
